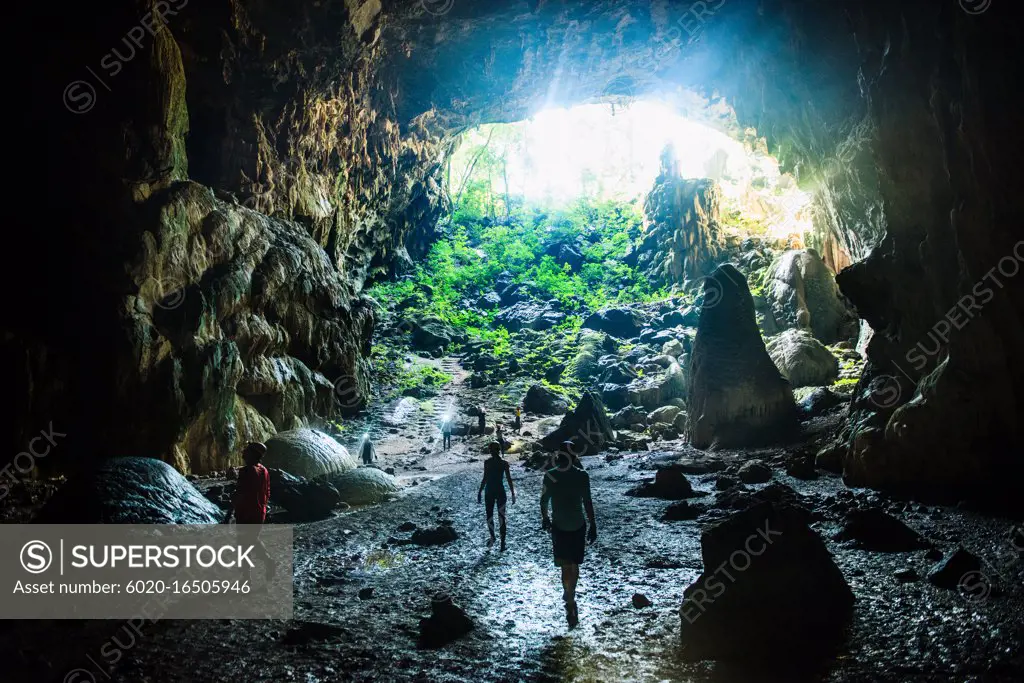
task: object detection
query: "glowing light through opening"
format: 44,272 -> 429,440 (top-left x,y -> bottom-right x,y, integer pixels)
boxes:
448,100 -> 813,240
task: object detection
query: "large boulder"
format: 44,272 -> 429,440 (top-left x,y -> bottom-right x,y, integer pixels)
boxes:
566,330 -> 609,381
628,360 -> 687,409
35,457 -> 223,524
263,428 -> 356,480
766,329 -> 840,388
329,468 -> 400,505
268,468 -> 342,521
766,249 -> 855,344
409,317 -> 460,351
522,383 -> 570,415
686,265 -> 798,448
583,308 -> 645,339
539,391 -> 615,457
679,502 -> 854,661
494,301 -> 565,332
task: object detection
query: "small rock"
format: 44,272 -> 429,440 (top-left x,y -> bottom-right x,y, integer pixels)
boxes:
737,460 -> 772,484
419,593 -> 474,648
927,548 -> 981,589
412,525 -> 459,546
358,587 -> 374,600
894,568 -> 919,584
924,548 -> 943,561
632,593 -> 653,609
397,521 -> 417,532
662,501 -> 702,521
835,508 -> 930,552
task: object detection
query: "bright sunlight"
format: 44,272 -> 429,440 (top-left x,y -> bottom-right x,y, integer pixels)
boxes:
447,100 -> 813,240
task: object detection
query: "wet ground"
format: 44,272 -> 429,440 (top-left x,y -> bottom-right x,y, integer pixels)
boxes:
7,445 -> 1021,683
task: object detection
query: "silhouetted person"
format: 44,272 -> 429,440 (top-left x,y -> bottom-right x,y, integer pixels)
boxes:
477,407 -> 487,435
540,444 -> 596,629
513,407 -> 522,433
231,442 -> 277,582
359,434 -> 376,465
495,423 -> 510,454
478,441 -> 516,550
441,415 -> 453,451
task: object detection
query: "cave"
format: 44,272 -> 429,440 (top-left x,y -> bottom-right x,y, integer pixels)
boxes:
5,0 -> 1023,680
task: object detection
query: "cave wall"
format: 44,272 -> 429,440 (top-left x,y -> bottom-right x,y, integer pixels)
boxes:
16,0 -> 1024,494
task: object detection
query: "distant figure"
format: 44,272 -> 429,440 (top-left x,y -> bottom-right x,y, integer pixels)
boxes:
540,443 -> 596,629
494,423 -> 510,454
513,407 -> 522,433
441,415 -> 453,451
478,441 -> 516,551
477,407 -> 487,435
231,442 -> 277,581
359,434 -> 376,465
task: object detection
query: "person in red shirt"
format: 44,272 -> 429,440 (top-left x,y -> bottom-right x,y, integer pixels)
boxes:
233,442 -> 271,523
232,442 -> 276,582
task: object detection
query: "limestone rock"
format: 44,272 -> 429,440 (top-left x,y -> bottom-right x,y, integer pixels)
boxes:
648,405 -> 681,424
766,249 -> 855,344
834,508 -> 930,552
329,467 -> 400,505
268,468 -> 342,521
737,459 -> 772,484
686,265 -> 798,449
634,155 -> 725,286
583,308 -> 645,339
35,457 -> 223,524
766,329 -> 840,388
522,384 -> 570,415
679,502 -> 854,661
539,392 -> 615,457
263,428 -> 356,480
494,301 -> 565,332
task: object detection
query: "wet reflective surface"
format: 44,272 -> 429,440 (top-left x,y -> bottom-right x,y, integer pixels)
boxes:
8,446 -> 1020,682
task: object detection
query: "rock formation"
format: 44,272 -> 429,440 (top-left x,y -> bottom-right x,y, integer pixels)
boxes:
766,249 -> 856,344
766,329 -> 840,388
330,467 -> 400,506
34,458 -> 223,524
632,146 -> 725,287
686,265 -> 798,448
679,501 -> 854,661
539,392 -> 615,457
263,429 -> 356,480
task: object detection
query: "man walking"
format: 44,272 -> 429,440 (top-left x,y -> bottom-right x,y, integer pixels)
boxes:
477,441 -> 516,550
231,442 -> 277,584
540,443 -> 596,629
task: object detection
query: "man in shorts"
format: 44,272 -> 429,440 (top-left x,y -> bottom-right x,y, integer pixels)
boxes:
540,443 -> 596,629
477,441 -> 516,550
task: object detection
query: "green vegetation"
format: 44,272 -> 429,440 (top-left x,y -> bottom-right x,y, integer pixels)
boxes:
369,189 -> 670,341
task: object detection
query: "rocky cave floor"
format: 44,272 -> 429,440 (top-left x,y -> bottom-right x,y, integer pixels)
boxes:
4,366 -> 1022,683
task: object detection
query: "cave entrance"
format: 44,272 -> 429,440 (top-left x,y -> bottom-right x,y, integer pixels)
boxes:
445,99 -> 814,246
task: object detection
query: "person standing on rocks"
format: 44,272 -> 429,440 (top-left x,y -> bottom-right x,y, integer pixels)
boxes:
477,407 -> 487,435
540,446 -> 597,629
440,414 -> 453,451
513,407 -> 522,433
478,441 -> 516,550
359,433 -> 376,465
231,442 -> 277,583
